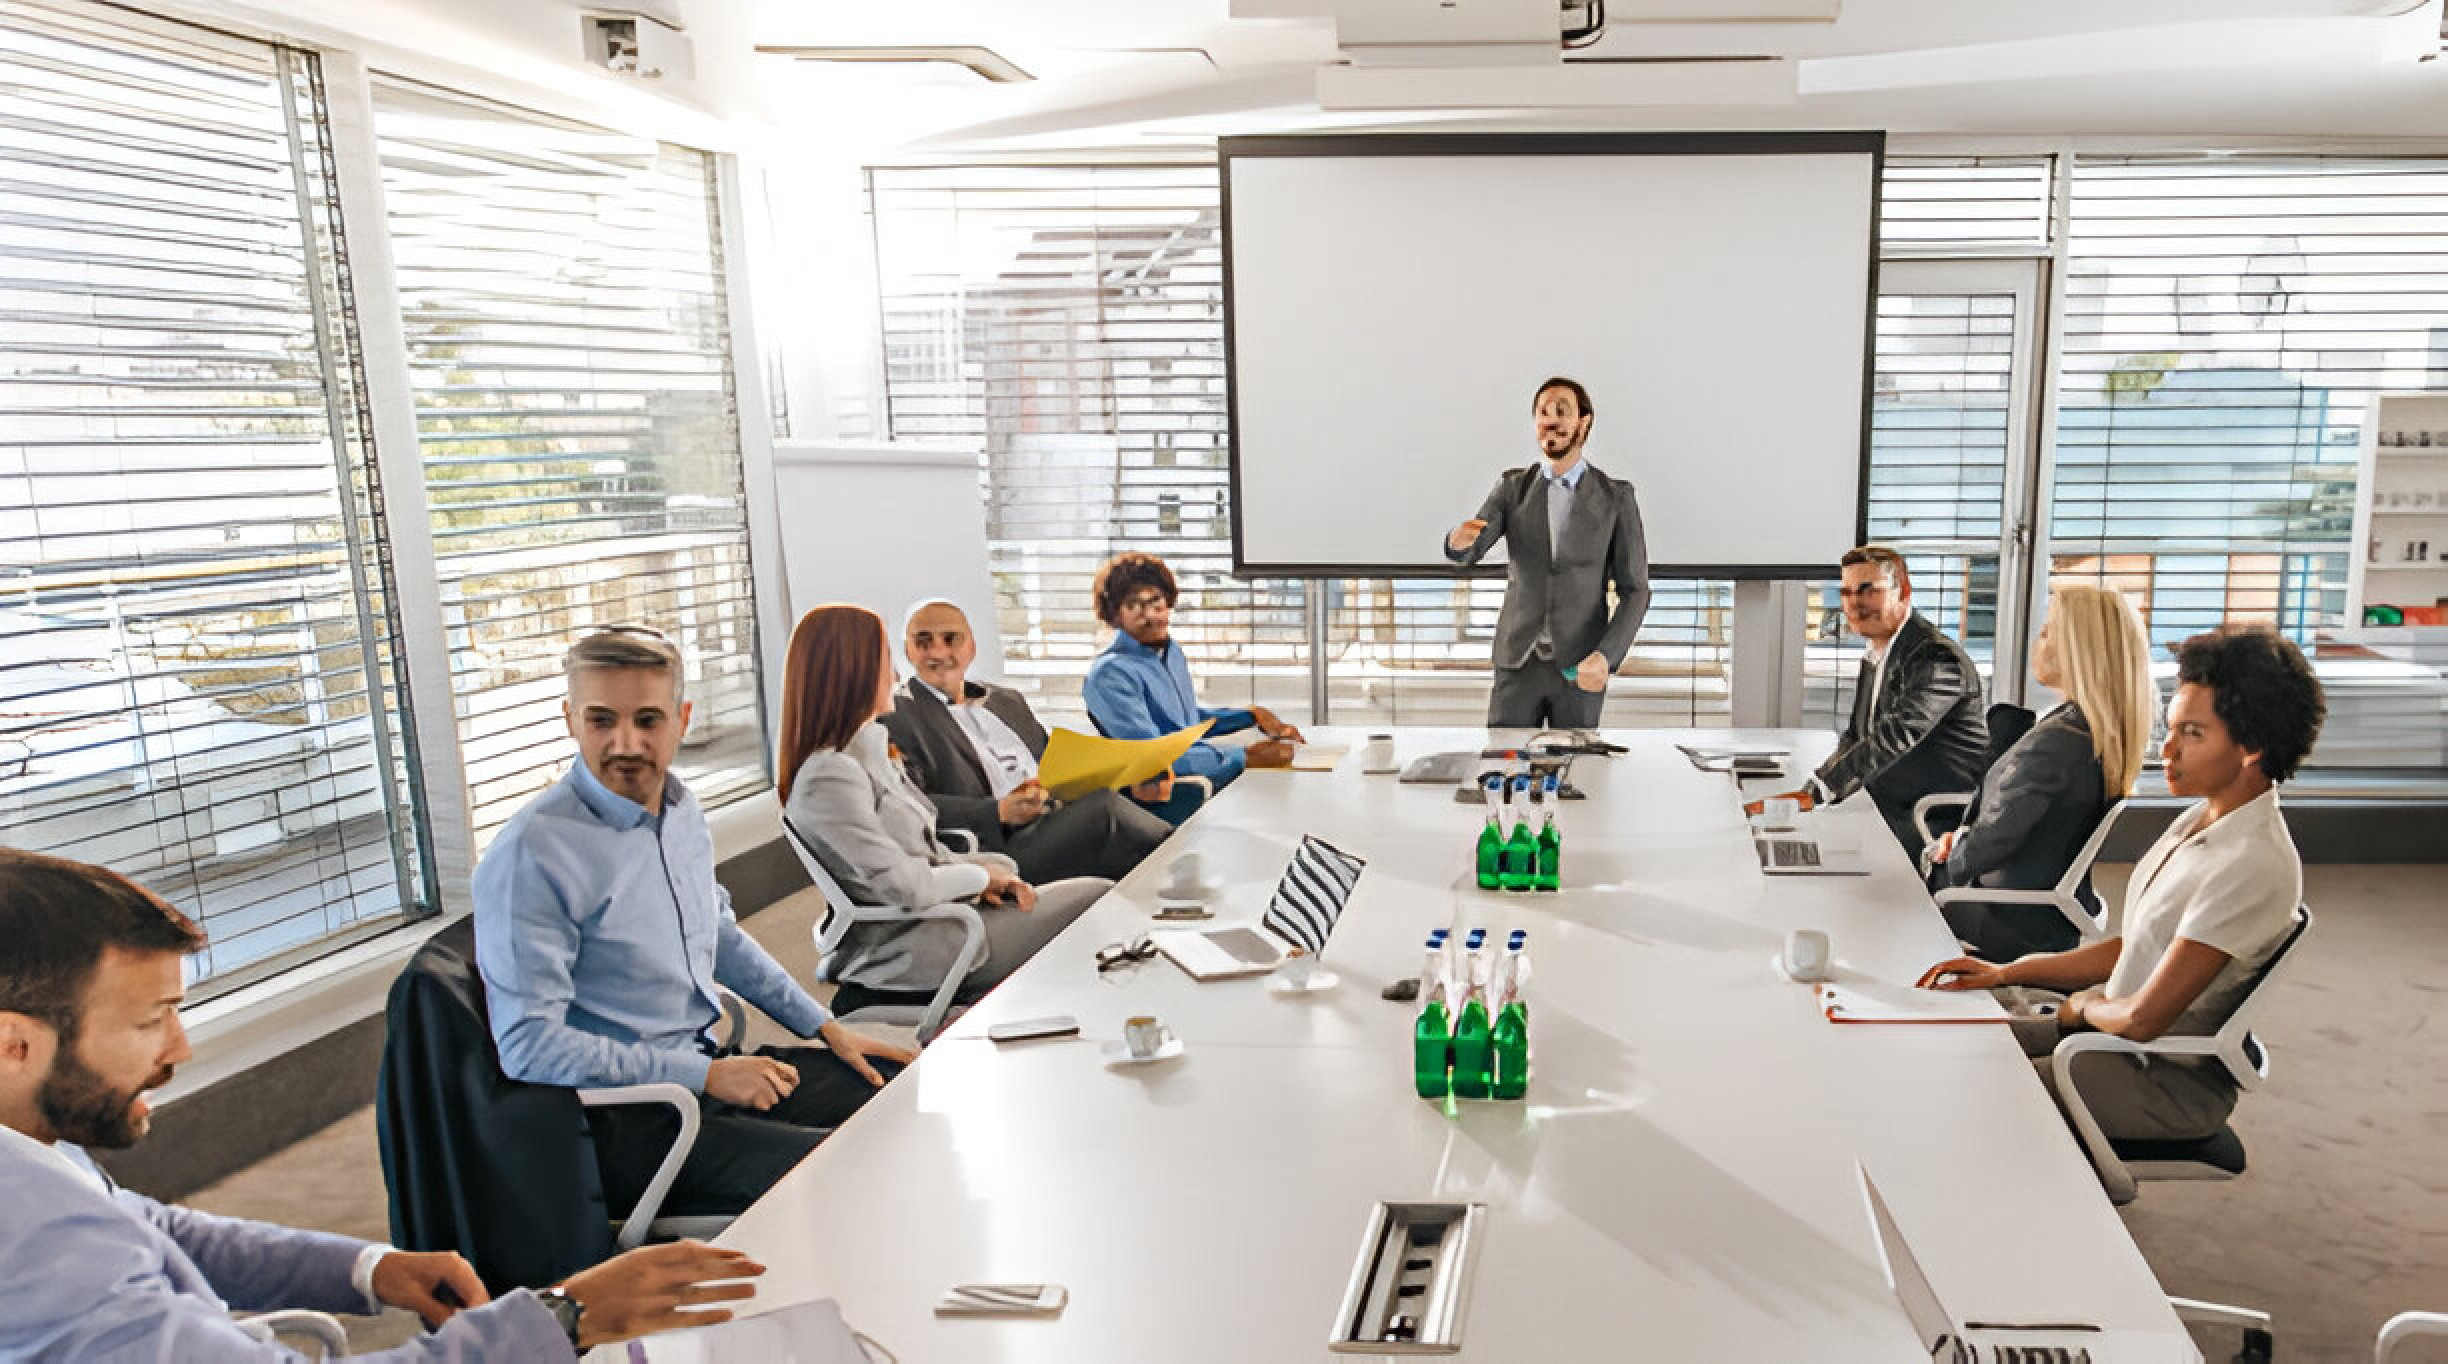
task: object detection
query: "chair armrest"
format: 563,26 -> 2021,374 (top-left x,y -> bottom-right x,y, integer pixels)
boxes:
939,827 -> 978,853
1912,792 -> 1972,844
714,988 -> 747,1053
1930,886 -> 2106,942
577,1082 -> 702,1250
1178,774 -> 1214,798
2379,1311 -> 2448,1363
236,1310 -> 348,1356
829,900 -> 987,1044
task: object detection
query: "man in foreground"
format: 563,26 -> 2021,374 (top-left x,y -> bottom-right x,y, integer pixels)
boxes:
0,847 -> 763,1360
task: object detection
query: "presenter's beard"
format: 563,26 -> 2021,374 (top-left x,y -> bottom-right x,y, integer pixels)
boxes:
39,1050 -> 174,1149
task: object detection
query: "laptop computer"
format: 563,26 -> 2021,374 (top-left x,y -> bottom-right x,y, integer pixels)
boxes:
1753,831 -> 1869,876
1857,1166 -> 2191,1363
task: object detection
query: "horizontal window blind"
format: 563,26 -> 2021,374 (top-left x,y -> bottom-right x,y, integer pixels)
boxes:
1879,156 -> 2055,250
373,80 -> 764,840
0,0 -> 428,988
2053,157 -> 2448,766
870,164 -> 1739,727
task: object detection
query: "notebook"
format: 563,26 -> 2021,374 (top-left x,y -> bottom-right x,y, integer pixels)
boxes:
1858,1166 -> 2192,1363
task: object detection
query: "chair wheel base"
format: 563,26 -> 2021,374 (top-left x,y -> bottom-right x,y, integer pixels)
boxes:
2236,1326 -> 2273,1363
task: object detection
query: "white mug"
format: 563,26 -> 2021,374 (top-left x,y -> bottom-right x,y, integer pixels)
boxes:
1163,852 -> 1206,895
1123,1015 -> 1168,1059
1361,733 -> 1396,771
1782,929 -> 1832,983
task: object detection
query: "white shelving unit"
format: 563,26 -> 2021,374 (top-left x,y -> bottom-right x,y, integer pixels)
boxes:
2351,392 -> 2448,624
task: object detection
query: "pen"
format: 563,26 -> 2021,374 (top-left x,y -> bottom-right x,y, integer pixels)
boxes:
1963,1321 -> 2101,1333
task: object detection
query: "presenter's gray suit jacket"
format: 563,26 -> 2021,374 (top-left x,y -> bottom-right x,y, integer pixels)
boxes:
0,1135 -> 568,1361
1442,460 -> 1652,672
877,677 -> 1049,850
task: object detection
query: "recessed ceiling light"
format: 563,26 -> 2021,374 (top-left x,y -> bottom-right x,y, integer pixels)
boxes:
754,45 -> 1034,83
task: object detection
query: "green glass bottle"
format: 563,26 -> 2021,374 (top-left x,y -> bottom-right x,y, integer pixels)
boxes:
1500,777 -> 1536,892
1452,928 -> 1493,1098
1474,777 -> 1503,890
1533,774 -> 1562,892
1412,933 -> 1452,1099
1493,930 -> 1531,1099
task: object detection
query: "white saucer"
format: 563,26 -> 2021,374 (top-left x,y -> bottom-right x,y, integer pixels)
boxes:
1266,964 -> 1341,995
1101,1033 -> 1185,1066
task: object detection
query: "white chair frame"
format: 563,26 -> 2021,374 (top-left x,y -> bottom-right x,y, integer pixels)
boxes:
782,818 -> 986,1044
577,988 -> 743,1251
2378,1311 -> 2448,1362
236,1310 -> 349,1356
1917,796 -> 2127,946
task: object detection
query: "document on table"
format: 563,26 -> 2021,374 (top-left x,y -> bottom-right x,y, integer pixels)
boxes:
585,1297 -> 875,1363
1038,719 -> 1214,801
1287,742 -> 1349,771
1817,981 -> 2011,1025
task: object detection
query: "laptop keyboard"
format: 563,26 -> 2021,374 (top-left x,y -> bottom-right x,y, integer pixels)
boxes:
1759,839 -> 1821,868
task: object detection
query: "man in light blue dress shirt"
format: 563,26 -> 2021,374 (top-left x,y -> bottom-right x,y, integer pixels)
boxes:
1081,551 -> 1305,823
476,627 -> 914,1217
0,847 -> 769,1360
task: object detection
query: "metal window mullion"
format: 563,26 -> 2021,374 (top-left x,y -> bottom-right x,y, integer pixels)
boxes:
317,50 -> 474,909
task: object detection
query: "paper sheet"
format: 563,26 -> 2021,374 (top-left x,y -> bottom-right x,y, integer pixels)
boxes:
1037,720 -> 1214,801
1817,982 -> 2011,1025
587,1298 -> 877,1363
1287,742 -> 1349,771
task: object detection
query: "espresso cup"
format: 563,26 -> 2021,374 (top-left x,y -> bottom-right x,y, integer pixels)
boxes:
1123,1015 -> 1167,1059
1782,929 -> 1832,983
1361,733 -> 1396,771
1162,852 -> 1206,897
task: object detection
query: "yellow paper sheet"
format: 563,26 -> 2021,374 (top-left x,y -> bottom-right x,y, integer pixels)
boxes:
1037,720 -> 1214,801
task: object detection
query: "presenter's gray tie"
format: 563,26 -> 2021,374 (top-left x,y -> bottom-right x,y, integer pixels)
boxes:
1546,475 -> 1572,562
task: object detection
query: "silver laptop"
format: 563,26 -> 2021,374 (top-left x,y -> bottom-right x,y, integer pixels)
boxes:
1753,833 -> 1868,876
1858,1166 -> 2190,1363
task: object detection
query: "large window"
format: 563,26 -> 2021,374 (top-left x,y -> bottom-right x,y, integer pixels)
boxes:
374,81 -> 765,841
871,164 -> 1737,728
0,0 -> 429,989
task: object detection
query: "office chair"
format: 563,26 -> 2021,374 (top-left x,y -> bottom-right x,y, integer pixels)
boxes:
2050,904 -> 2313,1363
2378,1312 -> 2448,1361
1921,799 -> 2127,946
376,920 -> 735,1290
236,1310 -> 349,1357
781,817 -> 986,1043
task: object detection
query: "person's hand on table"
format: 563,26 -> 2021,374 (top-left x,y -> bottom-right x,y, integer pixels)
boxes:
817,1018 -> 918,1086
559,1241 -> 766,1349
1916,956 -> 2008,992
370,1249 -> 489,1328
1447,518 -> 1488,554
1571,651 -> 1611,694
1246,737 -> 1296,769
980,871 -> 1037,910
997,779 -> 1051,827
705,1054 -> 798,1110
1250,705 -> 1304,743
1127,772 -> 1175,804
1741,789 -> 1816,817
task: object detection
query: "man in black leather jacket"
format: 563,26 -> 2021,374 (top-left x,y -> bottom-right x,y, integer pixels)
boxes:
1755,545 -> 1988,854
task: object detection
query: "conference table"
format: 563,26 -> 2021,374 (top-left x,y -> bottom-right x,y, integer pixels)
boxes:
712,728 -> 2199,1362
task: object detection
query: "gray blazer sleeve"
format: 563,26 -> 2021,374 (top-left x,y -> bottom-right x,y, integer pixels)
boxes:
785,751 -> 992,909
1442,475 -> 1512,565
1593,480 -> 1651,668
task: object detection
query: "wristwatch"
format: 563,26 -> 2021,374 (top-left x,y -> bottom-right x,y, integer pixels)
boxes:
534,1286 -> 585,1350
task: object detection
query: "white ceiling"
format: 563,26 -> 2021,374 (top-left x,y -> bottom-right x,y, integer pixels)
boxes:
727,0 -> 2448,156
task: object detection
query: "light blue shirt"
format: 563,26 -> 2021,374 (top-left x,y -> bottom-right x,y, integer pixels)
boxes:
475,760 -> 829,1094
0,1125 -> 570,1361
1082,630 -> 1256,788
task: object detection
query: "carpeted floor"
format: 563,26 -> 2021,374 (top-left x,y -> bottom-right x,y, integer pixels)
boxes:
187,871 -> 2448,1362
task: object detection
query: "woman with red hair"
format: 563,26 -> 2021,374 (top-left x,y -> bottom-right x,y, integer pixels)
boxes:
780,604 -> 1109,1017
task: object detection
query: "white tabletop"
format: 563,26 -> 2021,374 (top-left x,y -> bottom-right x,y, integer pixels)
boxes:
715,728 -> 2195,1362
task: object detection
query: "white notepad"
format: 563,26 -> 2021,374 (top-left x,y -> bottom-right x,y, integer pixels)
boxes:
1817,982 -> 2010,1025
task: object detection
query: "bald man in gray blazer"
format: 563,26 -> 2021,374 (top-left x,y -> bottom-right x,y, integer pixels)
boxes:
1444,377 -> 1652,729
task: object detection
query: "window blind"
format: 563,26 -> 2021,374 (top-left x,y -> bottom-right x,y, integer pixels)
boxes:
1879,155 -> 2055,250
0,0 -> 429,989
372,80 -> 764,841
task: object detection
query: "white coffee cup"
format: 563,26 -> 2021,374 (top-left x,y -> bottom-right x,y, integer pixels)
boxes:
1781,929 -> 1832,983
1162,852 -> 1206,897
1123,1015 -> 1168,1059
1361,733 -> 1395,771
1756,796 -> 1802,829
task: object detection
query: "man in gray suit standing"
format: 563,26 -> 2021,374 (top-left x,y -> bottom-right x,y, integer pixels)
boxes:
882,598 -> 1172,884
1443,376 -> 1653,729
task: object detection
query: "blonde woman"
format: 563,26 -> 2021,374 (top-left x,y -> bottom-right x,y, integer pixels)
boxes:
1927,583 -> 2156,959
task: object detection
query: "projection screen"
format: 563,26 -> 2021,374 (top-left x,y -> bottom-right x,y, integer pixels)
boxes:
1222,132 -> 1882,578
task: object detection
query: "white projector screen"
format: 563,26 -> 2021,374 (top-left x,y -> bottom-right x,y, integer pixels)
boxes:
1222,132 -> 1880,578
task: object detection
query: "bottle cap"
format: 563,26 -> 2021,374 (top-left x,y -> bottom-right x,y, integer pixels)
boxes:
1508,929 -> 1527,946
1465,928 -> 1487,947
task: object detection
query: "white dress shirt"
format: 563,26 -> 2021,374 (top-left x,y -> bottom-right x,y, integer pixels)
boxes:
918,679 -> 1038,799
